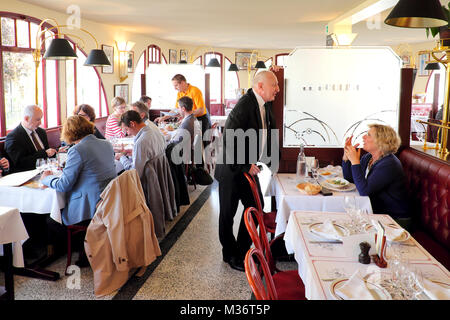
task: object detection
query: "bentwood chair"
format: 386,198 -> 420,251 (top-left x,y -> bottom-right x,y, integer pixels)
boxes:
243,173 -> 276,235
244,207 -> 306,300
65,224 -> 88,275
244,248 -> 278,300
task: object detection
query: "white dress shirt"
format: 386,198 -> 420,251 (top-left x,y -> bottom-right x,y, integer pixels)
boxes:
21,124 -> 44,151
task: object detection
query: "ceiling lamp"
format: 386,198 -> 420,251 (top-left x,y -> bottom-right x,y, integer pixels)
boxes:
207,57 -> 221,67
255,60 -> 266,69
228,63 -> 239,71
43,38 -> 77,60
84,48 -> 111,66
384,0 -> 447,28
179,60 -> 187,64
425,62 -> 441,70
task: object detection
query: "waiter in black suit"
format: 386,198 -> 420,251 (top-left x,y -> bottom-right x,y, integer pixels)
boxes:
214,70 -> 280,271
5,105 -> 57,173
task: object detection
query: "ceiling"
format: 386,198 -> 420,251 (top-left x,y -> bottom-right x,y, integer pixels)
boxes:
20,0 -> 437,49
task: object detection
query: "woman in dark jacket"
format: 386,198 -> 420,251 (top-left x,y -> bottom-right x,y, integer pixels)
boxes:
74,104 -> 105,140
342,124 -> 410,229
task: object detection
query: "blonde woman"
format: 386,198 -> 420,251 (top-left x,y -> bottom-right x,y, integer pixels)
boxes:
342,124 -> 410,227
105,97 -> 127,139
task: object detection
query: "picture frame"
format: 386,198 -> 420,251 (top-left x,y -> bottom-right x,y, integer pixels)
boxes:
400,54 -> 411,68
418,52 -> 430,77
114,84 -> 129,103
180,49 -> 187,62
235,52 -> 254,70
169,49 -> 177,64
102,44 -> 114,74
127,51 -> 134,73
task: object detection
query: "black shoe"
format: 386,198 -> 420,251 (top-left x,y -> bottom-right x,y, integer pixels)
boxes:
75,252 -> 90,268
228,256 -> 245,272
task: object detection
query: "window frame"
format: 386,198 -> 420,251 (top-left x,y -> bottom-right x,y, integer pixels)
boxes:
204,51 -> 223,104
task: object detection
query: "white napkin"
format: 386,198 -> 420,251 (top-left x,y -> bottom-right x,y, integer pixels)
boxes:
385,226 -> 406,242
422,278 -> 450,300
312,219 -> 342,241
335,270 -> 375,300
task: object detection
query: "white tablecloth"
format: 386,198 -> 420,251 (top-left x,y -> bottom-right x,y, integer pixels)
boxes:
210,115 -> 228,127
265,173 -> 373,236
0,185 -> 65,224
284,210 -> 450,300
0,206 -> 29,267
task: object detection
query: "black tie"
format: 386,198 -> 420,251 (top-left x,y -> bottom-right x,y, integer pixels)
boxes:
30,131 -> 43,151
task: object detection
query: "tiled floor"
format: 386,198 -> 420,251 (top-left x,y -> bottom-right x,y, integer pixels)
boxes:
3,169 -> 297,300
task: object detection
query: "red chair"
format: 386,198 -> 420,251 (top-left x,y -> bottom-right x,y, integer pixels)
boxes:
244,207 -> 306,300
243,172 -> 276,235
244,248 -> 278,300
65,224 -> 88,275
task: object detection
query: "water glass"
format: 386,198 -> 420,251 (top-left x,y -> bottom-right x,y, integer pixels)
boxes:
36,158 -> 45,171
343,195 -> 356,213
311,159 -> 319,180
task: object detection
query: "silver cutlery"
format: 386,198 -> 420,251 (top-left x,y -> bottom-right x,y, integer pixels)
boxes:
309,240 -> 343,244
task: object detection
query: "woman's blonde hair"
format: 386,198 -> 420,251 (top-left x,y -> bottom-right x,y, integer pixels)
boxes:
368,123 -> 401,155
61,115 -> 95,144
111,96 -> 126,109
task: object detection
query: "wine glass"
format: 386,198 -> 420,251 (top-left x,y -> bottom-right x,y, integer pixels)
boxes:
311,159 -> 320,181
36,158 -> 45,172
343,195 -> 356,213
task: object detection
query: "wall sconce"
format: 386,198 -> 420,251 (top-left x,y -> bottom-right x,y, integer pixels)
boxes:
33,18 -> 111,104
115,40 -> 135,82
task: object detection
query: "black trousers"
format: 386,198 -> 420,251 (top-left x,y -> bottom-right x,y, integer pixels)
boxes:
197,112 -> 211,148
218,173 -> 264,261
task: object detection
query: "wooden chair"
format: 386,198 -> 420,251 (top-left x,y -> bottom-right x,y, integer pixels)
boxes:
244,248 -> 278,300
243,172 -> 276,235
65,224 -> 88,275
244,207 -> 306,300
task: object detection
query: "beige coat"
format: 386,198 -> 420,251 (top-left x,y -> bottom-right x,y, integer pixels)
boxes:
84,169 -> 161,297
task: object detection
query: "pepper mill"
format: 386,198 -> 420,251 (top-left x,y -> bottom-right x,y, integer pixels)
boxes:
358,241 -> 371,264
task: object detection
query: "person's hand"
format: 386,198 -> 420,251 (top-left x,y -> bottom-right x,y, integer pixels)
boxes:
40,170 -> 53,180
114,152 -> 124,160
58,145 -> 69,153
155,117 -> 163,123
344,143 -> 361,165
46,148 -> 57,157
248,164 -> 261,176
0,157 -> 9,170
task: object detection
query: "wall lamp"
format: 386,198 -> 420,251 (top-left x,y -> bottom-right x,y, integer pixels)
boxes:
115,40 -> 135,82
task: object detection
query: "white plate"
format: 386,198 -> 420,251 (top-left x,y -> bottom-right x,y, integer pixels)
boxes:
309,222 -> 349,238
330,278 -> 392,300
324,177 -> 349,188
318,169 -> 336,178
364,224 -> 411,242
322,182 -> 356,192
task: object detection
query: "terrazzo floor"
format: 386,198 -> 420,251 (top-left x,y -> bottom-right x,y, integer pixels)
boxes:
2,168 -> 297,300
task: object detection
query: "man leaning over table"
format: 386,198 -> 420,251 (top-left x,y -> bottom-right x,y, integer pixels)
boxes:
130,100 -> 166,147
5,104 -> 57,173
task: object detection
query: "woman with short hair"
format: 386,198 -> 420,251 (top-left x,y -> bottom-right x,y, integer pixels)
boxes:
74,104 -> 105,140
342,124 -> 410,227
105,97 -> 127,139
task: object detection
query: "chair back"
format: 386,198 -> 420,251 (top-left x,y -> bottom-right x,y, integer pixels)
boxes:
243,172 -> 263,213
244,207 -> 276,274
244,248 -> 278,300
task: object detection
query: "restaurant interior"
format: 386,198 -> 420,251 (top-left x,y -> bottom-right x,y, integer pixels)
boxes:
0,0 -> 449,303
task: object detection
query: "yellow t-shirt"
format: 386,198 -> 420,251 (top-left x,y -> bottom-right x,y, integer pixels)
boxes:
175,84 -> 207,117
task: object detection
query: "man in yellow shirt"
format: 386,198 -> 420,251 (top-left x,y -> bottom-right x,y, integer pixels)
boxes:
155,74 -> 211,146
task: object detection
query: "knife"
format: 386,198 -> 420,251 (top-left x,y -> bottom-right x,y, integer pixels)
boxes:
309,240 -> 343,244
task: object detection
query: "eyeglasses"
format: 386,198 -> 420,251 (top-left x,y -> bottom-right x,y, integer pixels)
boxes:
116,105 -> 127,110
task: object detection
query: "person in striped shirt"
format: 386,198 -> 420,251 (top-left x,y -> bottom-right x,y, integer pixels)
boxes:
105,97 -> 127,140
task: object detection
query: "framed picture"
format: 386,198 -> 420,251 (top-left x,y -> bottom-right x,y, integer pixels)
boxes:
235,52 -> 254,70
180,49 -> 187,62
102,44 -> 114,74
400,54 -> 411,68
114,84 -> 129,103
418,52 -> 430,77
127,51 -> 134,73
169,49 -> 177,64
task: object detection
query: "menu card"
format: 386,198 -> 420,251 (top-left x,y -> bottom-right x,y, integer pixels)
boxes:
0,169 -> 40,187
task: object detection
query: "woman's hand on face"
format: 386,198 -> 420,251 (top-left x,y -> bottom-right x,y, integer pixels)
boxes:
344,143 -> 361,164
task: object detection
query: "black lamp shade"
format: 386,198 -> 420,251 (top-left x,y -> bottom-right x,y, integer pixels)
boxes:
206,57 -> 221,67
43,38 -> 77,60
179,60 -> 188,64
84,49 -> 111,66
255,60 -> 266,69
385,0 -> 448,28
425,62 -> 441,70
228,63 -> 239,71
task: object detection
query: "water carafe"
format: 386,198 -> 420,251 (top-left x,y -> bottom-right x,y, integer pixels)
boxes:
296,144 -> 307,182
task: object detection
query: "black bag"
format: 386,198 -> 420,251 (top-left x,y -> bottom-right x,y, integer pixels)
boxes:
193,167 -> 213,185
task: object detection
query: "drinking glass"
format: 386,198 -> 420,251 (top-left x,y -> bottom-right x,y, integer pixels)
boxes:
311,159 -> 320,181
343,195 -> 356,213
36,159 -> 45,171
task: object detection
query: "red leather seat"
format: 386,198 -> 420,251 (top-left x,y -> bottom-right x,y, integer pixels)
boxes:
398,147 -> 450,269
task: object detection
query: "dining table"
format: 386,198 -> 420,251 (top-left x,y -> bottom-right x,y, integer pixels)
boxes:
265,171 -> 373,236
0,206 -> 29,300
283,210 -> 450,300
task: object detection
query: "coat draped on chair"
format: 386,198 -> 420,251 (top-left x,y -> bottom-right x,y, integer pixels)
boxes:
84,169 -> 161,297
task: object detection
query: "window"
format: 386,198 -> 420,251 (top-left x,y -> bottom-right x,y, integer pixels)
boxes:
148,45 -> 161,64
275,53 -> 289,68
224,57 -> 239,100
0,13 -> 108,136
132,51 -> 145,103
204,52 -> 222,104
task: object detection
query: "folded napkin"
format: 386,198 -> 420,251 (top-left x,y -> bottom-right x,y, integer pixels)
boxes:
312,219 -> 342,241
335,270 -> 375,300
422,278 -> 450,300
384,226 -> 406,242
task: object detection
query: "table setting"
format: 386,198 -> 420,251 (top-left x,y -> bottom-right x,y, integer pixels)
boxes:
283,210 -> 450,300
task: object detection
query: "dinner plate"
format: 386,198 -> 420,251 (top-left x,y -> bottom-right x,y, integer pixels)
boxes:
318,169 -> 336,178
329,278 -> 392,300
324,177 -> 349,188
321,182 -> 356,192
309,222 -> 349,238
364,224 -> 411,242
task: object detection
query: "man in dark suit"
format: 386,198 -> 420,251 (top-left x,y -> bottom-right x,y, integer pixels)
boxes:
0,155 -> 9,176
5,105 -> 57,173
214,71 -> 280,271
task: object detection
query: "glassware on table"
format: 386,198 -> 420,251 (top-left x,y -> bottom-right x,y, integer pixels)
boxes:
311,159 -> 320,181
36,158 -> 46,172
296,144 -> 308,182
